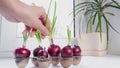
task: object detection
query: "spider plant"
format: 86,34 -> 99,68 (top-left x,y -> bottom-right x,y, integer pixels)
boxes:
111,0 -> 120,9
75,0 -> 119,44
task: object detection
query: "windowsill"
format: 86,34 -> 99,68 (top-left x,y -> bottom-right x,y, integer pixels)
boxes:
0,55 -> 120,68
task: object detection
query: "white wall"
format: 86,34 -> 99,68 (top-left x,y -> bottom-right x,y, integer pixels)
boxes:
108,4 -> 120,54
0,15 -> 1,47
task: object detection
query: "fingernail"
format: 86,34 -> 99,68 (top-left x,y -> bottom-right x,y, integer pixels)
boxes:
30,33 -> 34,37
46,30 -> 49,36
22,31 -> 26,35
41,36 -> 45,39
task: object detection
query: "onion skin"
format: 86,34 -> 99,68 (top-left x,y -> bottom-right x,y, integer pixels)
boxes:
73,45 -> 81,56
48,44 -> 61,57
33,46 -> 43,57
14,47 -> 31,58
38,49 -> 48,58
61,45 -> 73,58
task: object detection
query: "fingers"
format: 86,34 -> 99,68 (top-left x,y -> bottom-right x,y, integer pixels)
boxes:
40,16 -> 51,32
37,6 -> 51,31
39,16 -> 51,32
23,19 -> 49,37
31,19 -> 49,36
22,26 -> 36,37
30,29 -> 36,37
22,6 -> 51,39
22,25 -> 31,35
41,35 -> 45,39
22,27 -> 46,39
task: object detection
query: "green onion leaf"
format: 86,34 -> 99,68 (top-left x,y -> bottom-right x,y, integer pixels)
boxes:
49,1 -> 57,42
45,0 -> 52,27
32,3 -> 42,45
67,26 -> 71,45
23,29 -> 31,45
35,30 -> 42,44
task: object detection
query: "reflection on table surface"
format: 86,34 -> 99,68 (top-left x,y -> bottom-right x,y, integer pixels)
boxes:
0,55 -> 120,68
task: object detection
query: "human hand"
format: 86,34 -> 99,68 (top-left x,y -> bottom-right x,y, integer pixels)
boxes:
0,0 -> 50,38
21,6 -> 50,38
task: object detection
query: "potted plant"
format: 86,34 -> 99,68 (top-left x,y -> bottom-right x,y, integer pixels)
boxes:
75,0 -> 119,56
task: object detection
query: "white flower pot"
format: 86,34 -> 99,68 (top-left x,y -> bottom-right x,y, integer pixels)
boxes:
78,32 -> 107,56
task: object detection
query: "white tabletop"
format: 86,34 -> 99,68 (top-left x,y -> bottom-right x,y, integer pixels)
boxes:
0,55 -> 120,68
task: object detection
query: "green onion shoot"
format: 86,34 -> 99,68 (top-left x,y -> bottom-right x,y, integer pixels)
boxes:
67,26 -> 71,45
